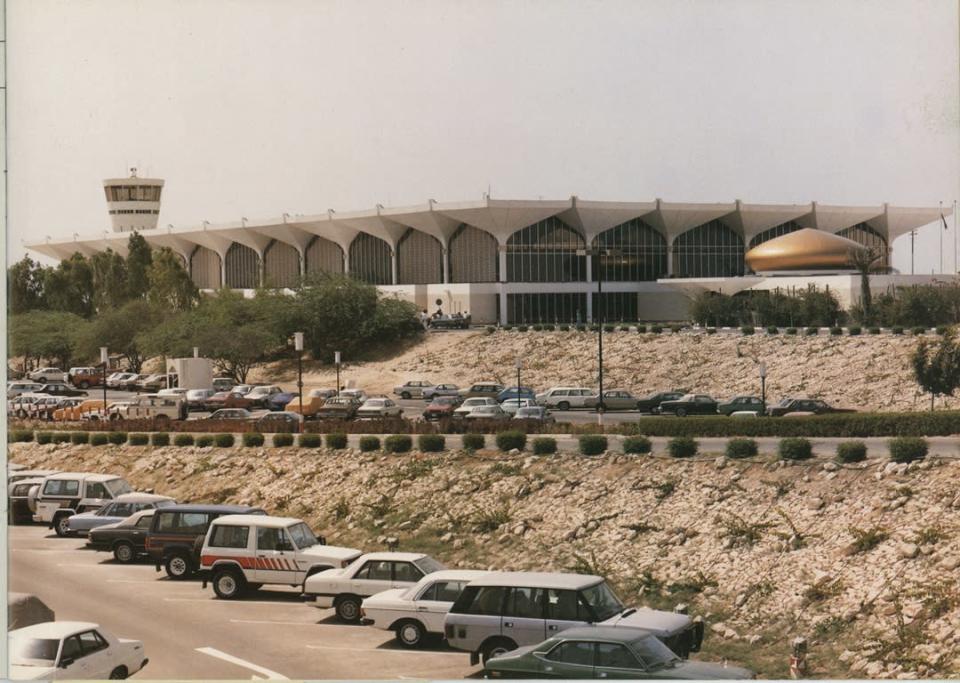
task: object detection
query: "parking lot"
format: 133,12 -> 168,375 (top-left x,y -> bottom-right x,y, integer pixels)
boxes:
10,525 -> 477,679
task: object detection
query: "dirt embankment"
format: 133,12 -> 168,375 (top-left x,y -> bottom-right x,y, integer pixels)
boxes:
11,441 -> 960,679
250,330 -> 954,412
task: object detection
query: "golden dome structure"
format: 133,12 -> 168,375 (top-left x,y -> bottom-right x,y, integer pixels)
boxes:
745,228 -> 867,272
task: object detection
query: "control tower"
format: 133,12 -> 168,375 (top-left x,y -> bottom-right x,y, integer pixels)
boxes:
102,168 -> 164,232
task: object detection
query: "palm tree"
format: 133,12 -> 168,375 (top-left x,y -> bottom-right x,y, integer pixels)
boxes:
848,246 -> 883,324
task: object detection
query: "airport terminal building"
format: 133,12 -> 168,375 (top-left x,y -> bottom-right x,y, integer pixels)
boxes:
27,173 -> 954,324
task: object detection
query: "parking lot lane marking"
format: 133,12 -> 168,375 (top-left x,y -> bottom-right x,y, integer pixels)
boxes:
195,646 -> 289,680
306,645 -> 464,657
229,619 -> 318,626
166,598 -> 304,605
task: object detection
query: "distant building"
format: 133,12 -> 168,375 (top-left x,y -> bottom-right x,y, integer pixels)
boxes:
27,187 -> 955,324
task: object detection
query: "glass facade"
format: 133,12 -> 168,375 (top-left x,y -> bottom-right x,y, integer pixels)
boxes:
263,240 -> 300,289
349,233 -> 392,285
225,243 -> 260,289
506,217 -> 586,282
104,185 -> 162,202
592,219 -> 667,281
838,223 -> 889,268
449,224 -> 498,283
305,236 -> 344,276
397,229 -> 443,284
748,220 -> 803,249
592,292 -> 638,322
190,246 -> 221,289
507,293 -> 587,324
672,220 -> 745,277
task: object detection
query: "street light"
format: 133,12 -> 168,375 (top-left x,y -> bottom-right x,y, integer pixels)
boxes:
586,247 -> 622,423
515,358 -> 522,399
334,351 -> 342,397
294,332 -> 304,432
99,347 -> 109,418
759,362 -> 767,413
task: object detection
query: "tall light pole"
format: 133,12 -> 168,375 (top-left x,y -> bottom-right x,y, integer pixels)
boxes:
759,361 -> 767,414
100,347 -> 109,418
591,247 -> 620,425
294,332 -> 304,432
335,351 -> 341,397
515,358 -> 522,399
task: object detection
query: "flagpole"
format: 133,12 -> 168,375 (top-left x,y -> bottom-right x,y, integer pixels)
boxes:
939,200 -> 943,274
954,199 -> 958,274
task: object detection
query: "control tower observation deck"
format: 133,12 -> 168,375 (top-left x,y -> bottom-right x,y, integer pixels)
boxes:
103,168 -> 164,232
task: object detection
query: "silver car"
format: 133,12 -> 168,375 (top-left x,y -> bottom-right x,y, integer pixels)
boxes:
65,493 -> 176,535
422,383 -> 460,400
453,397 -> 498,419
393,381 -> 436,400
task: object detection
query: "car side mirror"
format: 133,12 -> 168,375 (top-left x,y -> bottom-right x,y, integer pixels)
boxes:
60,656 -> 74,668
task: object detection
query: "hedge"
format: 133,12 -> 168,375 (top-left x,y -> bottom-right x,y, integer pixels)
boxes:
295,433 -> 317,448
912,326 -> 927,336
636,325 -> 647,333
848,326 -> 861,336
579,434 -> 608,456
741,325 -> 755,335
725,438 -> 758,459
496,430 -> 527,452
868,327 -> 881,335
35,431 -> 53,445
128,433 -> 149,446
888,437 -> 927,463
462,433 -> 485,451
892,326 -> 904,335
243,432 -> 265,447
214,433 -> 235,448
836,440 -> 867,463
418,434 -> 446,452
52,432 -> 71,444
196,435 -> 215,447
9,429 -> 34,443
325,433 -> 348,450
174,434 -> 195,447
108,431 -> 128,445
806,327 -> 819,336
532,437 -> 557,455
385,434 -> 412,453
668,436 -> 698,458
779,437 -> 812,460
766,326 -> 778,335
358,435 -> 381,452
623,435 -> 652,454
270,432 -> 292,448
786,327 -> 798,335
151,432 -> 170,447
830,327 -> 843,336
90,433 -> 109,446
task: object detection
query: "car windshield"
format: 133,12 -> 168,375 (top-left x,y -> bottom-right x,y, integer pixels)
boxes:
433,397 -> 456,406
413,556 -> 446,574
632,634 -> 681,668
105,479 -> 132,496
365,400 -> 385,407
581,580 -> 625,621
287,522 -> 319,549
778,398 -> 792,406
10,636 -> 60,666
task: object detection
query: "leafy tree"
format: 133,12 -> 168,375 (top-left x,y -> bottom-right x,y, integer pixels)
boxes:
42,252 -> 95,317
9,311 -> 87,368
126,232 -> 153,299
294,274 -> 382,361
76,300 -> 162,372
147,247 -> 199,311
8,256 -> 47,314
912,331 -> 960,410
90,249 -> 129,312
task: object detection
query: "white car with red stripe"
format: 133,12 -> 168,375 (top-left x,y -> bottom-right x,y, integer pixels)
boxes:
199,515 -> 361,599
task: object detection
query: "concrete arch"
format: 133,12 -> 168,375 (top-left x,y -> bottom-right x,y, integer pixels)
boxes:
348,232 -> 392,285
305,235 -> 345,277
591,218 -> 667,282
263,240 -> 300,289
747,220 -> 805,250
506,216 -> 587,283
224,242 -> 260,289
190,246 -> 222,289
397,228 -> 443,285
449,224 -> 498,283
672,220 -> 745,278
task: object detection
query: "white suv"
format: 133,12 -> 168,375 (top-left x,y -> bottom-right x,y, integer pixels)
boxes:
33,472 -> 133,536
108,394 -> 187,425
536,387 -> 597,411
199,515 -> 362,599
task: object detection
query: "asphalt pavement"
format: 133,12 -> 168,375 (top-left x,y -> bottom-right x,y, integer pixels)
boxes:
9,525 -> 477,680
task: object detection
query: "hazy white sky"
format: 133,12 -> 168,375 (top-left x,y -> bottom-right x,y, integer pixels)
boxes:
7,0 -> 959,273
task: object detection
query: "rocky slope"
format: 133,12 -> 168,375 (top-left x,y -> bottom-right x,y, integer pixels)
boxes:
11,441 -> 960,679
258,330 -> 956,412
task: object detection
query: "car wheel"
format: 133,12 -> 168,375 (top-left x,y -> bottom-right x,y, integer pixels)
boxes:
17,409 -> 27,419
108,666 -> 128,679
54,515 -> 73,537
79,381 -> 89,389
676,407 -> 688,417
401,391 -> 412,399
113,541 -> 135,563
212,567 -> 245,599
164,551 -> 193,580
335,595 -> 362,622
557,401 -> 570,411
396,620 -> 426,648
481,638 -> 517,664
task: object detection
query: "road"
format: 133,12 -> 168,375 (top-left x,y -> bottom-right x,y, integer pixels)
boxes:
9,525 -> 477,680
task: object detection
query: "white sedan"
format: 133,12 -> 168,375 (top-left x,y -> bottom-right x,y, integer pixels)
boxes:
362,569 -> 489,648
9,621 -> 148,680
499,398 -> 535,415
356,398 -> 403,419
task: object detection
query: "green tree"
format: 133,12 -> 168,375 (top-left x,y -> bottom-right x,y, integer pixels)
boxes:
849,246 -> 883,324
912,331 -> 960,410
76,300 -> 162,372
126,232 -> 154,299
294,274 -> 382,361
42,252 -> 95,317
147,247 -> 199,311
90,249 -> 129,312
8,256 -> 48,314
9,311 -> 87,368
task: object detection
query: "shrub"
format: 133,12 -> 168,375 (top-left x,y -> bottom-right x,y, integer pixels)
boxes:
779,437 -> 812,460
195,434 -> 214,447
936,325 -> 949,335
52,432 -> 71,444
108,431 -> 127,445
766,326 -> 778,335
90,432 -> 109,446
668,436 -> 698,458
517,325 -> 528,332
243,432 -> 265,447
462,433 -> 485,451
358,435 -> 381,452
151,432 -> 170,447
35,431 -> 53,445
636,325 -> 648,333
273,433 -> 295,447
541,324 -> 555,331
740,325 -> 755,335
532,324 -> 543,332
869,327 -> 881,335
532,437 -> 557,455
888,437 -> 927,463
325,432 -> 348,450
623,435 -> 652,454
503,325 -> 514,331
589,325 -> 600,332
670,324 -> 683,334
786,327 -> 798,335
830,327 -> 843,336
70,431 -> 89,445
836,440 -> 867,463
706,327 -> 717,334
128,433 -> 149,446
848,326 -> 861,336
892,326 -> 904,335
485,325 -> 496,334
805,327 -> 819,336
559,324 -> 570,332
604,325 -> 616,333
295,433 -> 319,448
912,326 -> 927,336
495,430 -> 527,452
579,434 -> 608,456
576,324 -> 586,332
174,434 -> 194,447
418,434 -> 446,452
725,438 -> 758,459
214,433 -> 235,448
385,434 -> 413,453
9,429 -> 34,443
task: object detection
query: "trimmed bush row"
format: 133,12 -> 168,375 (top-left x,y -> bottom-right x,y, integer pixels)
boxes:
532,437 -> 557,455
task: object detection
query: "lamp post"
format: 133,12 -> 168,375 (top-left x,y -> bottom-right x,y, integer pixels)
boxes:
335,351 -> 341,397
100,347 -> 109,418
759,362 -> 767,414
294,332 -> 304,432
515,358 -> 522,399
589,247 -> 621,424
